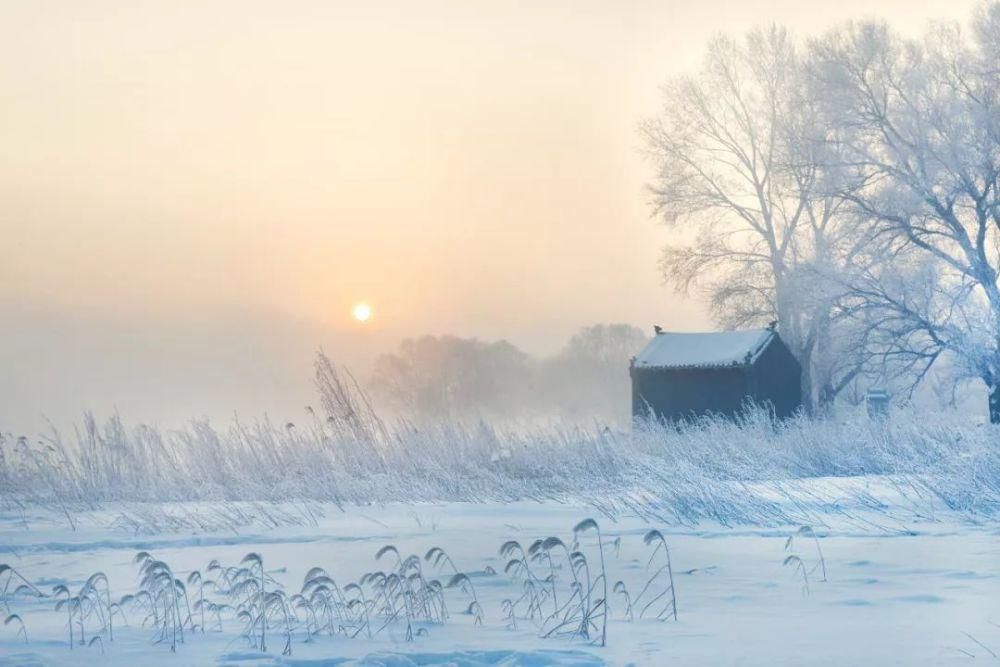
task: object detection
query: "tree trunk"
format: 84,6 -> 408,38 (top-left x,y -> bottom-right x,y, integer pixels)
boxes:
793,322 -> 817,417
817,382 -> 836,416
811,304 -> 843,416
990,383 -> 1000,424
799,356 -> 814,417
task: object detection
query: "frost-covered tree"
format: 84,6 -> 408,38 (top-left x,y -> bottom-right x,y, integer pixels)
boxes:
370,335 -> 536,420
809,4 -> 1000,421
559,324 -> 649,368
369,325 -> 647,425
641,26 -> 862,413
544,324 -> 649,423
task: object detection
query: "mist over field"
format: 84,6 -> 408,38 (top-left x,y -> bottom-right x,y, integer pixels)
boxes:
0,0 -> 982,436
3,1 -> 1000,666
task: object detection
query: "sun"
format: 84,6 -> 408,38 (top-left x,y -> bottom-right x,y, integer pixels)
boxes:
352,302 -> 372,322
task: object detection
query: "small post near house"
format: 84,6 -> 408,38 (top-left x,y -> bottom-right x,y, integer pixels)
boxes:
865,388 -> 890,421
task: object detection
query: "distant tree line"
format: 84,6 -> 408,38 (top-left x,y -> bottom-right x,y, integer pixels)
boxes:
642,2 -> 1000,421
368,324 -> 648,424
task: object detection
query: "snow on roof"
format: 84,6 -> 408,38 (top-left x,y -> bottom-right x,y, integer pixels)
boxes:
633,328 -> 775,370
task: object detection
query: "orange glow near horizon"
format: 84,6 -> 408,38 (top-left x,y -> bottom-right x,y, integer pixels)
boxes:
0,0 -> 981,433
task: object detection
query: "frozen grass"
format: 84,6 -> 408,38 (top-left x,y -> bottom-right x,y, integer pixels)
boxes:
1,354 -> 999,529
0,518 -> 679,658
1,498 -> 999,665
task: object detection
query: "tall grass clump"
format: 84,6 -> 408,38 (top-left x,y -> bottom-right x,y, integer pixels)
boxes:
783,555 -> 810,596
2,352 -> 1000,529
4,613 -> 27,643
636,530 -> 677,621
785,526 -> 827,583
0,519 -> 694,653
51,572 -> 121,650
0,564 -> 44,612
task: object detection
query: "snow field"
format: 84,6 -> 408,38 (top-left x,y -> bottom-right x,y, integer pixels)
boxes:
1,490 -> 999,666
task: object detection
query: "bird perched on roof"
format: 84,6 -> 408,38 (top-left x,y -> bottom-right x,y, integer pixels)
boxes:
654,325 -> 663,334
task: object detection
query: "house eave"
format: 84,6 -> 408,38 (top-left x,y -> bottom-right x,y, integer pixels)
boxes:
632,362 -> 752,371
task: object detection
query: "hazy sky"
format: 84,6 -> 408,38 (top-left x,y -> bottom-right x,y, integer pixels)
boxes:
0,0 -> 979,433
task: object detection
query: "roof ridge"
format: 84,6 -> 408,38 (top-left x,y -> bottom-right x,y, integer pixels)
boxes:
652,327 -> 770,335
633,328 -> 776,370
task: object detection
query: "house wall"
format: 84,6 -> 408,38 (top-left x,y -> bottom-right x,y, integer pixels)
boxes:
631,365 -> 749,421
747,336 -> 802,419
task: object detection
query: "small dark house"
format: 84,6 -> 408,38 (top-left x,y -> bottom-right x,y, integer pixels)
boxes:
630,327 -> 801,422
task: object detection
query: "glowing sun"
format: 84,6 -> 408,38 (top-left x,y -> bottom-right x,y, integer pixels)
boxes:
352,302 -> 372,322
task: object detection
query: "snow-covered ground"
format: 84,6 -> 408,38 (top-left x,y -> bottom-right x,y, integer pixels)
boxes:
1,479 -> 998,666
